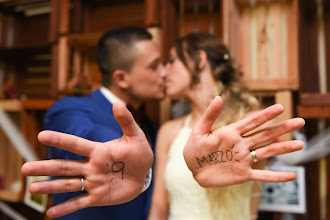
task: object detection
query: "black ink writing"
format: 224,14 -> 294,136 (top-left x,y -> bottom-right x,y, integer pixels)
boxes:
112,162 -> 125,180
226,150 -> 233,161
196,145 -> 240,168
196,156 -> 209,167
104,162 -> 125,180
220,150 -> 226,163
105,163 -> 110,174
211,152 -> 221,163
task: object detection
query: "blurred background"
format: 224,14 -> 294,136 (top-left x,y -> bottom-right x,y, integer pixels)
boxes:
0,0 -> 329,219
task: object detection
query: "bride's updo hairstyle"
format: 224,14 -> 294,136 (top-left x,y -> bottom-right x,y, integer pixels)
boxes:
174,32 -> 259,128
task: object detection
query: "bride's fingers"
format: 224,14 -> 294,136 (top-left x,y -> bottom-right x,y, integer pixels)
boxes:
245,118 -> 305,148
233,104 -> 285,135
195,96 -> 223,134
46,195 -> 91,219
21,159 -> 86,177
251,140 -> 304,162
250,169 -> 297,182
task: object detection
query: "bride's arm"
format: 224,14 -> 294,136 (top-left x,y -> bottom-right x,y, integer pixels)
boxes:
148,122 -> 175,220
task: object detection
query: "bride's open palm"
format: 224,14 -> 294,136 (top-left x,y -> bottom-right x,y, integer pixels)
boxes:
184,96 -> 305,188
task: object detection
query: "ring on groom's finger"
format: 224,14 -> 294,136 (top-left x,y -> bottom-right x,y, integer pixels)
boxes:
81,178 -> 85,191
250,151 -> 258,163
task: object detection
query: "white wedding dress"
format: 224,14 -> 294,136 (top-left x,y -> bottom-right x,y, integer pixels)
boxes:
164,115 -> 252,220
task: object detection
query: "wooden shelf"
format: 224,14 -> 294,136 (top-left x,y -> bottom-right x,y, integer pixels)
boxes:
67,32 -> 103,50
298,93 -> 330,118
0,189 -> 23,202
0,44 -> 51,58
297,105 -> 330,119
22,99 -> 54,110
0,99 -> 54,111
0,98 -> 51,204
244,79 -> 299,91
300,93 -> 330,106
0,100 -> 22,112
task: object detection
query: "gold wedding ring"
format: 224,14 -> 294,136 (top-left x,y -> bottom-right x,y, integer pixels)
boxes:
81,178 -> 85,191
250,151 -> 258,163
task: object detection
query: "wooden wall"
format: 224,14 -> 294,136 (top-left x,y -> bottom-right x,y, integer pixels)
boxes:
0,0 -> 329,219
297,1 -> 330,220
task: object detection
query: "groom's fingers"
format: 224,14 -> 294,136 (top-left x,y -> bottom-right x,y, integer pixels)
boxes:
195,96 -> 223,134
28,177 -> 84,194
46,195 -> 90,219
234,104 -> 285,135
38,130 -> 96,157
112,102 -> 143,138
21,159 -> 85,177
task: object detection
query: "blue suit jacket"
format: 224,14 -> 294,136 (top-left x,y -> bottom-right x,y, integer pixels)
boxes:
45,90 -> 157,220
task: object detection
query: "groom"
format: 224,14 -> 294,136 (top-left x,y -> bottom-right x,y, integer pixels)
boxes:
44,26 -> 166,220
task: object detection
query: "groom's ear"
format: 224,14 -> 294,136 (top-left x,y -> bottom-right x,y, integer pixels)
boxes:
112,69 -> 130,89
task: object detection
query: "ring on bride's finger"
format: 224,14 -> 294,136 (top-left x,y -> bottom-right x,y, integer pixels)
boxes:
80,177 -> 85,191
250,151 -> 258,163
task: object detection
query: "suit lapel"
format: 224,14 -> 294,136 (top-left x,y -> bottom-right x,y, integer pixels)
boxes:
88,89 -> 114,113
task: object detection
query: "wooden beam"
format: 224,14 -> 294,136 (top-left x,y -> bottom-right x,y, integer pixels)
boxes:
7,142 -> 23,201
244,79 -> 299,91
58,0 -> 70,34
145,0 -> 160,27
0,100 -> 21,111
57,36 -> 69,92
49,0 -> 59,42
86,4 -> 145,32
161,0 -> 178,61
72,49 -> 82,79
287,0 -> 300,89
222,0 -> 240,50
235,0 -> 285,7
300,93 -> 330,105
67,32 -> 102,50
0,129 -> 6,189
71,0 -> 84,33
0,0 -> 49,8
22,99 -> 54,110
297,105 -> 330,118
299,0 -> 320,93
50,45 -> 58,97
0,190 -> 22,202
0,13 -> 8,47
275,90 -> 293,141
